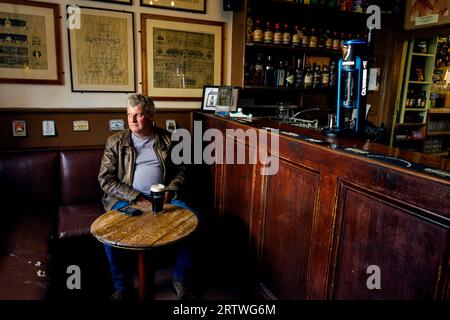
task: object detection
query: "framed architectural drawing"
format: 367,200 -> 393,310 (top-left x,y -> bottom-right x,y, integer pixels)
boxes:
140,0 -> 206,14
141,14 -> 223,101
405,0 -> 450,29
88,0 -> 132,5
68,7 -> 135,92
0,0 -> 63,84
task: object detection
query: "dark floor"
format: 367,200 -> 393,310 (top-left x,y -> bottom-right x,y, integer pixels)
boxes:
47,216 -> 258,301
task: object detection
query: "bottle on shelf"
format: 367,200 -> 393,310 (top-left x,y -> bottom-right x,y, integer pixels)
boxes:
264,55 -> 275,87
273,23 -> 282,45
313,63 -> 322,89
325,29 -> 333,50
252,53 -> 264,86
252,19 -> 263,43
295,58 -> 304,88
304,64 -> 313,89
246,16 -> 253,44
340,32 -> 345,49
332,31 -> 340,51
317,28 -> 325,49
285,60 -> 295,87
282,23 -> 291,46
309,27 -> 318,49
302,27 -> 310,48
264,21 -> 273,45
275,60 -> 286,87
292,25 -> 302,47
329,60 -> 337,88
321,64 -> 330,89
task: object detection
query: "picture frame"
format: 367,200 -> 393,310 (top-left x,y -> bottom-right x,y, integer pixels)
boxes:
42,120 -> 56,136
87,0 -> 133,5
405,0 -> 450,29
165,119 -> 176,132
140,0 -> 206,14
68,6 -> 135,92
141,14 -> 223,101
12,120 -> 26,137
201,85 -> 219,111
0,0 -> 63,84
109,119 -> 125,131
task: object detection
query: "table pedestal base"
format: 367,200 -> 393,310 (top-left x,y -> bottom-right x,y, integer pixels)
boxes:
138,251 -> 155,300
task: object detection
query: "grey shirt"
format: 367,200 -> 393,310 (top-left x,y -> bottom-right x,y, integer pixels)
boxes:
131,133 -> 163,196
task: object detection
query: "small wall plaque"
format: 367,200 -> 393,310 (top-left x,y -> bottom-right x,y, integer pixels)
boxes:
73,120 -> 89,132
109,119 -> 125,131
42,120 -> 56,136
12,120 -> 26,137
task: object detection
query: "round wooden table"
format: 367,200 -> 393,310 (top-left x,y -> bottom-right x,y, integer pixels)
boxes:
90,203 -> 198,300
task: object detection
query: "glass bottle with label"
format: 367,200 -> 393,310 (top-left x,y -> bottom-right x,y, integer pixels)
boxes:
313,63 -> 321,89
329,61 -> 337,88
321,64 -> 330,89
295,58 -> 304,88
309,27 -> 318,49
325,29 -> 333,49
282,23 -> 291,46
304,64 -> 313,89
246,16 -> 253,44
252,19 -> 263,43
273,23 -> 282,45
264,22 -> 273,45
285,60 -> 295,87
252,53 -> 264,86
275,60 -> 286,87
332,31 -> 340,51
292,25 -> 302,47
264,55 -> 275,86
302,27 -> 309,48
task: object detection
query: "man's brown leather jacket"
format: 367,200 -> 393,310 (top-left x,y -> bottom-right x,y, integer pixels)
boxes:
98,127 -> 186,211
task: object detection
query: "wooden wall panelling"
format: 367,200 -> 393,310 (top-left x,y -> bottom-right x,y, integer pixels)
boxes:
0,109 -> 194,150
328,181 -> 450,299
258,158 -> 320,300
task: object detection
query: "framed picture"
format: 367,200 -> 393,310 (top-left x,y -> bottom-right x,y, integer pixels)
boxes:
68,7 -> 135,92
0,0 -> 63,84
42,120 -> 56,136
201,85 -> 219,111
141,14 -> 224,101
109,119 -> 125,131
73,120 -> 90,132
405,0 -> 450,29
140,0 -> 206,14
87,0 -> 132,5
12,120 -> 26,137
165,119 -> 176,132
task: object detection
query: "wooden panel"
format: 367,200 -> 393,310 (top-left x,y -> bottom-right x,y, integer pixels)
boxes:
330,182 -> 449,299
0,108 -> 194,150
259,159 -> 320,299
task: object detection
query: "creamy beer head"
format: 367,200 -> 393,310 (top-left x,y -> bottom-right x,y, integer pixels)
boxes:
151,184 -> 165,193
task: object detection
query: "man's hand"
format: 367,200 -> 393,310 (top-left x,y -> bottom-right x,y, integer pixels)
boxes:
135,195 -> 151,206
164,191 -> 174,204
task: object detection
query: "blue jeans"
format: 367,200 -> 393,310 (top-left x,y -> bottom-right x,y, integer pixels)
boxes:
103,199 -> 200,291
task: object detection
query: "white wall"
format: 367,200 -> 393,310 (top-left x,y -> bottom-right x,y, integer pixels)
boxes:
0,0 -> 233,109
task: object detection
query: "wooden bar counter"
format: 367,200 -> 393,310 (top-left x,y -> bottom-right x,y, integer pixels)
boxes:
194,112 -> 450,300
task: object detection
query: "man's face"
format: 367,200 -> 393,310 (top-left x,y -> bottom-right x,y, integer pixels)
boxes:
127,104 -> 153,136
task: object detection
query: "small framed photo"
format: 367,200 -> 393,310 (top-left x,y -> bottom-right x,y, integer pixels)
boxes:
201,86 -> 219,111
42,120 -> 56,136
166,119 -> 176,133
109,119 -> 125,131
73,120 -> 90,132
12,120 -> 26,137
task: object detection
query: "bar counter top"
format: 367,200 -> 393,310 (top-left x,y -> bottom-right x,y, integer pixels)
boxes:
200,113 -> 450,183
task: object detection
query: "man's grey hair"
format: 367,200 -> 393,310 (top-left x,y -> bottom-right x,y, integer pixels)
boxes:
126,94 -> 155,117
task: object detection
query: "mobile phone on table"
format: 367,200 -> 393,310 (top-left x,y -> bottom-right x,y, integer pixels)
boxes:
117,206 -> 143,216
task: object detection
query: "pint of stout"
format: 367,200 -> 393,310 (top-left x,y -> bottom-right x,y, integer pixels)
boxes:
150,184 -> 165,213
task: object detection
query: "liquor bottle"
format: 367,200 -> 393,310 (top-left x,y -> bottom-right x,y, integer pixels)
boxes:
295,58 -> 304,88
273,23 -> 282,45
252,19 -> 263,43
285,60 -> 295,87
301,27 -> 310,48
321,64 -> 330,89
339,32 -> 345,49
312,63 -> 321,89
252,53 -> 264,86
292,25 -> 302,47
304,64 -> 313,89
246,16 -> 253,44
275,60 -> 286,87
325,29 -> 333,50
282,23 -> 291,46
264,21 -> 273,45
264,55 -> 275,86
329,61 -> 337,88
309,27 -> 318,49
317,28 -> 325,49
332,31 -> 340,51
